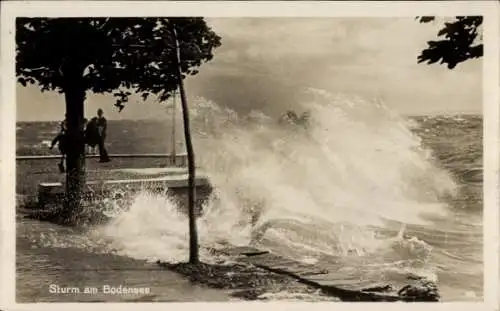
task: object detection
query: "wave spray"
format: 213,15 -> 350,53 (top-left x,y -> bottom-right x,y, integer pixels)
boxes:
100,88 -> 457,284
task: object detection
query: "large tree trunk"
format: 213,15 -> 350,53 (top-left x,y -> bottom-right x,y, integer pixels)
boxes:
172,27 -> 199,264
61,63 -> 86,225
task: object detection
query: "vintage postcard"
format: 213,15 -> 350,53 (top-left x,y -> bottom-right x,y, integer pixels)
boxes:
0,1 -> 498,311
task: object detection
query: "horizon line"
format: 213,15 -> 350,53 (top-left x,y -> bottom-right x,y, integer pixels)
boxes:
15,112 -> 483,123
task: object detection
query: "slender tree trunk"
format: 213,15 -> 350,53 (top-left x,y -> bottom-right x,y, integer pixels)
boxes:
172,26 -> 199,264
171,89 -> 177,166
61,64 -> 86,225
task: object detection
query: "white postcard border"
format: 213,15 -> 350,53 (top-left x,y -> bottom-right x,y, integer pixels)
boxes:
1,1 -> 498,311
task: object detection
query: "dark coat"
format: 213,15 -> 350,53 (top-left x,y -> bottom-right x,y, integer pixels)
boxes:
85,118 -> 101,147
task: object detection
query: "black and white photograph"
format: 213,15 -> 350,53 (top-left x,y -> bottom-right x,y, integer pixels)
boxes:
1,1 -> 499,309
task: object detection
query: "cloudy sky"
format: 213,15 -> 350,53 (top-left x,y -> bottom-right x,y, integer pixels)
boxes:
16,17 -> 482,121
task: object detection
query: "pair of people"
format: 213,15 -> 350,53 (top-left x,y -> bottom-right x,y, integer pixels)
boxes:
50,109 -> 110,173
85,109 -> 110,163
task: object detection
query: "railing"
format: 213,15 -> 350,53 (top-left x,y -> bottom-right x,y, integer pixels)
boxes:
16,153 -> 189,166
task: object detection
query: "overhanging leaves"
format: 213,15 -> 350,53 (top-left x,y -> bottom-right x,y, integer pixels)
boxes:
417,16 -> 483,69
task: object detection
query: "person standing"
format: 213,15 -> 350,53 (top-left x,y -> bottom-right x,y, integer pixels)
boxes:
49,115 -> 68,173
61,114 -> 67,132
93,108 -> 110,163
83,118 -> 96,154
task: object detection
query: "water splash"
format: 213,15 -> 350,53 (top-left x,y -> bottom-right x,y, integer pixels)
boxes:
99,190 -> 250,263
99,89 -> 457,280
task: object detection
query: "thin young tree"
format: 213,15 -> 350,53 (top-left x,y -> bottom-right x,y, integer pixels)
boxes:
16,17 -> 221,226
170,25 -> 199,264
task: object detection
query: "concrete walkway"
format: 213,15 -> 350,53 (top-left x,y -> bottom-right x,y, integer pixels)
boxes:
217,246 -> 440,302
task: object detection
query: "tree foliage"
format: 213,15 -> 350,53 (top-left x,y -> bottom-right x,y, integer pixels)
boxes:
417,16 -> 483,69
16,17 -> 222,110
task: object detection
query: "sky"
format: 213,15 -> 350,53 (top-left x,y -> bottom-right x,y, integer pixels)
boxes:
16,17 -> 482,121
